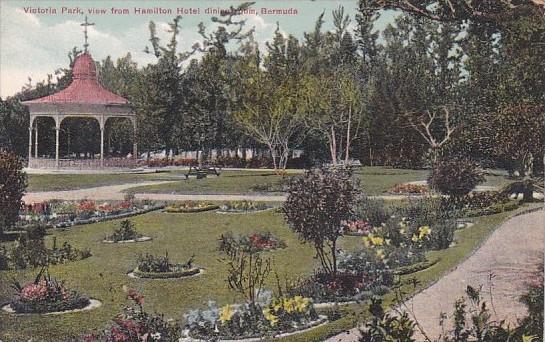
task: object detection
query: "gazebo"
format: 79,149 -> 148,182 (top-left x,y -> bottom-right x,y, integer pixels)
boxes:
22,18 -> 137,169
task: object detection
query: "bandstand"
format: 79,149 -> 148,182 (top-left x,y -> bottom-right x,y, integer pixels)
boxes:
22,17 -> 137,169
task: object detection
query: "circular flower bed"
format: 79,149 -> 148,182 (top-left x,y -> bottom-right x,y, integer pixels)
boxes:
217,200 -> 271,213
103,219 -> 151,243
129,253 -> 201,279
5,270 -> 92,314
182,296 -> 326,341
165,201 -> 219,213
219,232 -> 286,253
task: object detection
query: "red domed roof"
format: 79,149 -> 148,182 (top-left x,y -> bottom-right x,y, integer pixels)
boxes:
72,53 -> 97,80
23,53 -> 129,105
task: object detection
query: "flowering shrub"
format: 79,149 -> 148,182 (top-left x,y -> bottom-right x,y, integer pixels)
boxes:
389,183 -> 428,195
184,295 -> 321,340
134,253 -> 199,278
165,201 -> 219,213
106,220 -> 142,242
219,232 -> 286,253
219,200 -> 270,212
10,268 -> 90,313
84,288 -> 181,342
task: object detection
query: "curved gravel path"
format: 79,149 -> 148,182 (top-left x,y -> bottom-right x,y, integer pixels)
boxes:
327,209 -> 544,342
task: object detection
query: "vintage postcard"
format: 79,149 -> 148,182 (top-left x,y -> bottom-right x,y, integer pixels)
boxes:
0,0 -> 543,341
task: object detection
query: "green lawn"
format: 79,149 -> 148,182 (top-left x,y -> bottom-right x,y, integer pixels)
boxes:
127,167 -> 430,196
1,203 -> 537,342
26,171 -> 184,192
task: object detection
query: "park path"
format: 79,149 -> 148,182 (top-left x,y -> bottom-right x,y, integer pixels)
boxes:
23,181 -> 420,203
327,209 -> 544,342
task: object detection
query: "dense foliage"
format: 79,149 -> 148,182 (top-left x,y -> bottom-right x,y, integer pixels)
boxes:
0,150 -> 27,234
428,158 -> 485,197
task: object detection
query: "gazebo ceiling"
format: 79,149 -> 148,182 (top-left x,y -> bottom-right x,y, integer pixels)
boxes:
22,53 -> 133,115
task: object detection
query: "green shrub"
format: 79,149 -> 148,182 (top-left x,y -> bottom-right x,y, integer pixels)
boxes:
284,168 -> 360,277
428,158 -> 485,198
0,151 -> 27,234
354,197 -> 390,227
107,219 -> 141,242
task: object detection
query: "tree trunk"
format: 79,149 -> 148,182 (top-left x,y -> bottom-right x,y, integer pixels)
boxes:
330,126 -> 337,165
345,108 -> 352,164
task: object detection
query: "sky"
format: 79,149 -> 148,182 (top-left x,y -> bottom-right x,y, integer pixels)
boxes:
0,0 -> 396,98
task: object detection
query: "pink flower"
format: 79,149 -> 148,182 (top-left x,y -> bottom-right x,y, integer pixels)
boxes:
20,282 -> 48,301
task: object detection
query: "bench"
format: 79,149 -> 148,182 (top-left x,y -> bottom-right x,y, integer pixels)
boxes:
184,165 -> 221,179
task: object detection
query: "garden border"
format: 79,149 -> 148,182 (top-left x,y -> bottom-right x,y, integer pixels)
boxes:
1,299 -> 102,316
127,267 -> 204,279
180,315 -> 329,342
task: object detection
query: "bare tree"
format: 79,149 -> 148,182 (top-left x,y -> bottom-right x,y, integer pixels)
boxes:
405,106 -> 457,162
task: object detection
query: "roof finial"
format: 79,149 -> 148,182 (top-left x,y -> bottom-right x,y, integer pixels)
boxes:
81,16 -> 95,53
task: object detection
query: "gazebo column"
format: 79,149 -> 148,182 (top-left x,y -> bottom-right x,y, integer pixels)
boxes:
28,126 -> 33,165
100,116 -> 105,168
55,118 -> 60,169
132,118 -> 138,160
34,122 -> 39,158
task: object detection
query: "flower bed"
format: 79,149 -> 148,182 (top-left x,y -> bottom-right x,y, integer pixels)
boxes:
103,220 -> 151,243
217,200 -> 271,213
130,253 -> 201,279
6,269 -> 91,314
388,183 -> 428,195
165,201 -> 219,213
219,232 -> 286,253
183,296 -> 323,341
17,199 -> 164,230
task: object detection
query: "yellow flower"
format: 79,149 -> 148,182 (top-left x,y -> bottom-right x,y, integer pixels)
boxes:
411,234 -> 419,242
370,236 -> 384,246
418,226 -> 431,240
219,305 -> 235,324
363,234 -> 384,247
376,248 -> 385,260
283,297 -> 296,313
263,308 -> 279,326
272,299 -> 282,312
293,296 -> 310,313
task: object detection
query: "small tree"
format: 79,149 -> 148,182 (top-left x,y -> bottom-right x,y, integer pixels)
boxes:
223,247 -> 272,307
0,150 -> 27,235
283,168 -> 360,277
428,158 -> 485,198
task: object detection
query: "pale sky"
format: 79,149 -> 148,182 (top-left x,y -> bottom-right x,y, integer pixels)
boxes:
0,0 -> 396,98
